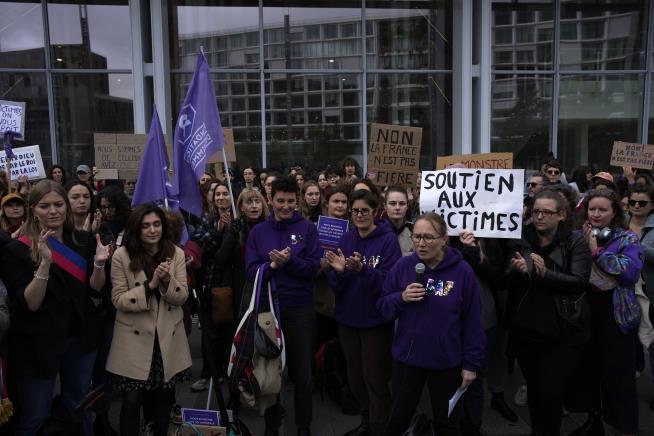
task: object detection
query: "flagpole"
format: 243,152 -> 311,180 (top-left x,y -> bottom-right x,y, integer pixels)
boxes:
222,148 -> 238,217
6,157 -> 11,194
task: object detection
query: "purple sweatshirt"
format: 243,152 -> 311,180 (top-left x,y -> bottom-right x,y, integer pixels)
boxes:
378,250 -> 485,372
246,211 -> 321,308
326,220 -> 402,328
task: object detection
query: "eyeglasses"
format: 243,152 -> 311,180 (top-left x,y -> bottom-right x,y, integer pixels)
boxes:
546,169 -> 561,176
532,208 -> 559,217
387,201 -> 407,207
411,234 -> 441,243
527,182 -> 542,188
351,208 -> 371,216
628,199 -> 651,207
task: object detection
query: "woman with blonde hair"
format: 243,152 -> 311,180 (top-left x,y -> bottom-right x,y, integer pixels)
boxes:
0,180 -> 111,435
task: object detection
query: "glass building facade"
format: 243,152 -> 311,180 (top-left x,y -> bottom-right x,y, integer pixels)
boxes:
1,0 -> 653,174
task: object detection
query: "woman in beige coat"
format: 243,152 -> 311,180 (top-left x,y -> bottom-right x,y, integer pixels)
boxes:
106,204 -> 191,436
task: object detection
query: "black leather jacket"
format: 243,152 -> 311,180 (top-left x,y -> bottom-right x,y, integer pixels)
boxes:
506,224 -> 592,344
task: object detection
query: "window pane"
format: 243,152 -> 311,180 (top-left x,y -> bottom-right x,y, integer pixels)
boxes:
263,4 -> 361,70
493,1 -> 553,70
558,74 -> 643,171
491,74 -> 553,170
560,0 -> 647,70
54,73 -> 133,173
265,74 -> 363,171
369,74 -> 452,169
48,1 -> 132,69
172,72 -> 262,167
367,0 -> 452,70
171,1 -> 259,70
0,2 -> 45,68
0,72 -> 51,167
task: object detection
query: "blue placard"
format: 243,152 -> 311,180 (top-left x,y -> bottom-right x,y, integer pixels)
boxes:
317,215 -> 349,255
181,408 -> 220,426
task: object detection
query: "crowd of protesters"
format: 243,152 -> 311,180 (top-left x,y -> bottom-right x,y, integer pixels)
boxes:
0,157 -> 651,436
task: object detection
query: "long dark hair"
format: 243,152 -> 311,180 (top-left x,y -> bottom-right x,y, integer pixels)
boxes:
570,166 -> 590,193
124,204 -> 176,273
96,185 -> 131,227
585,189 -> 626,230
65,179 -> 95,214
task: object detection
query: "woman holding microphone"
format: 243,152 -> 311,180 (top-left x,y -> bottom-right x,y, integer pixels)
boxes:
378,213 -> 485,436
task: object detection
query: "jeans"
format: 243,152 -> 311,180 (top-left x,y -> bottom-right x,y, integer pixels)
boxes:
16,337 -> 97,436
265,305 -> 315,430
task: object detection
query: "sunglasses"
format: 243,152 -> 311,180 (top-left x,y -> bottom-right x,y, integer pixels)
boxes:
628,199 -> 651,207
546,169 -> 561,176
527,182 -> 542,188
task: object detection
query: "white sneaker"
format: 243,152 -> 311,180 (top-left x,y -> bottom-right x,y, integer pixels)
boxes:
514,385 -> 528,407
191,378 -> 209,392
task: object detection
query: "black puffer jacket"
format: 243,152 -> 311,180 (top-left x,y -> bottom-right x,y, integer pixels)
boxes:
506,224 -> 591,344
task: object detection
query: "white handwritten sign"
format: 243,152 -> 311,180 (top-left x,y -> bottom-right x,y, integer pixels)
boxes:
419,169 -> 524,238
0,145 -> 45,181
0,100 -> 26,140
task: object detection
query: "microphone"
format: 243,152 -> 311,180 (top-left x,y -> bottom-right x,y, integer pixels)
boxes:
415,263 -> 426,287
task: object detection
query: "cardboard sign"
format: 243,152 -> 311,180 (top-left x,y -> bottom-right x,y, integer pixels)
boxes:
207,128 -> 236,163
317,215 -> 349,255
610,141 -> 654,170
94,168 -> 119,180
0,100 -> 26,140
419,169 -> 524,238
94,133 -> 146,180
436,152 -> 513,170
367,123 -> 422,187
0,145 -> 45,181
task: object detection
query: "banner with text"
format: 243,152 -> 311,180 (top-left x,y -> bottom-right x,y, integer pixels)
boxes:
94,133 -> 147,180
367,123 -> 422,187
436,152 -> 513,170
610,141 -> 654,170
0,100 -> 26,140
0,145 -> 45,180
419,169 -> 524,238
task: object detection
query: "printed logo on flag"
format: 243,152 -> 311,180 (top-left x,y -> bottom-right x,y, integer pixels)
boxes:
179,104 -> 214,171
177,104 -> 196,144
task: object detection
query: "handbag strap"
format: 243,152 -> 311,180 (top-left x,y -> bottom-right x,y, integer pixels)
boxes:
254,263 -> 267,315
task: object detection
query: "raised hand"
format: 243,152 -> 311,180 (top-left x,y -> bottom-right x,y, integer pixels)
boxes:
325,248 -> 346,273
38,229 -> 54,262
94,233 -> 112,264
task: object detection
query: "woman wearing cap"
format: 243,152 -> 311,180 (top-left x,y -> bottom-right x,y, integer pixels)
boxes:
0,180 -> 111,435
0,193 -> 26,237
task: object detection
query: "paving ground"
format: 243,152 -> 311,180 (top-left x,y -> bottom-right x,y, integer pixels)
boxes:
108,321 -> 654,436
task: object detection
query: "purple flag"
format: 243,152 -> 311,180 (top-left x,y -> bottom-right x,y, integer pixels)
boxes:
3,131 -> 17,160
131,106 -> 172,207
172,52 -> 225,217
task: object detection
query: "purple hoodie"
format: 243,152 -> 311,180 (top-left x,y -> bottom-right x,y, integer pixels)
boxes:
326,220 -> 402,328
246,211 -> 321,308
378,250 -> 485,372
